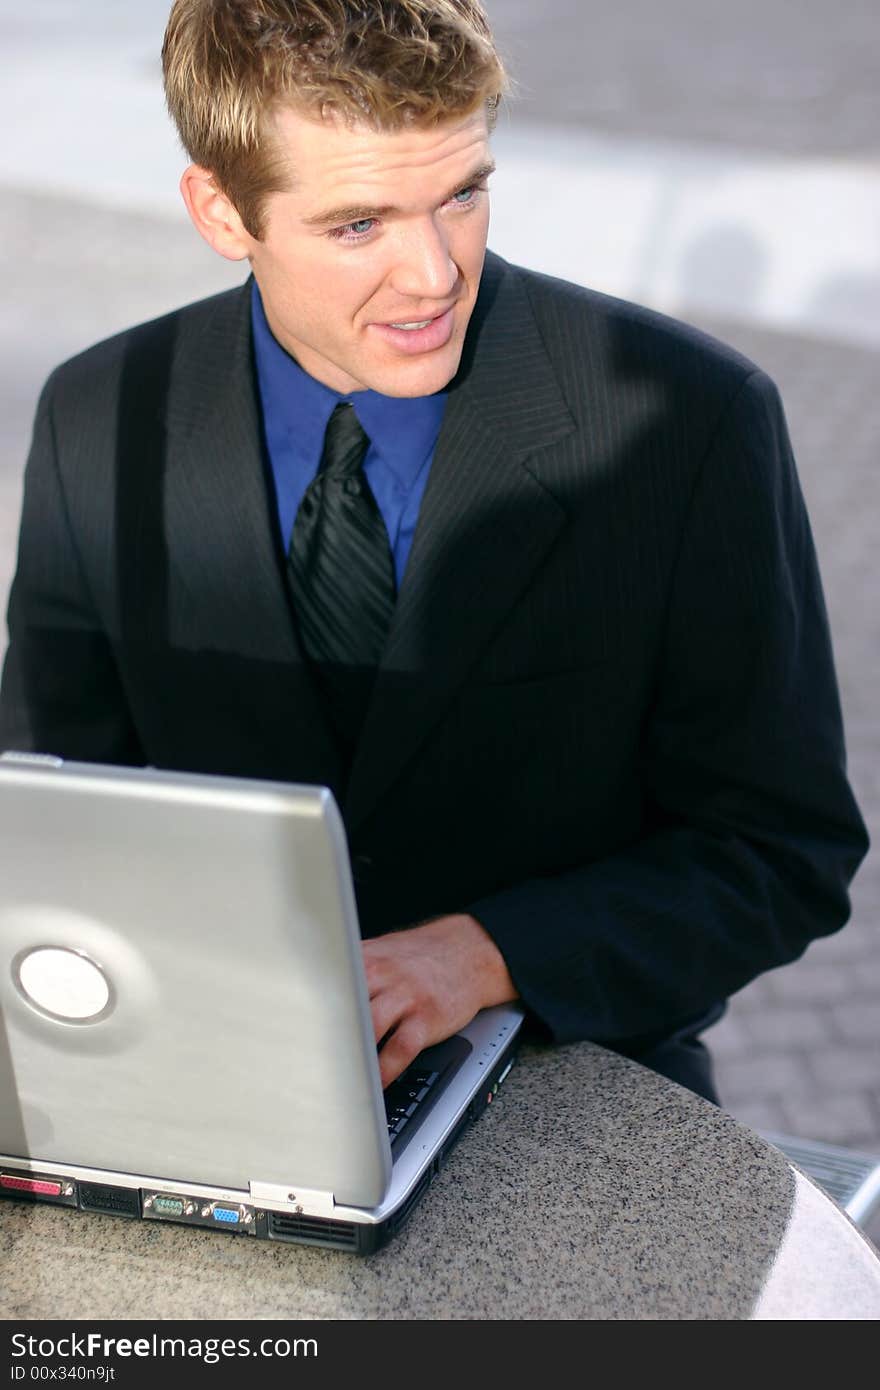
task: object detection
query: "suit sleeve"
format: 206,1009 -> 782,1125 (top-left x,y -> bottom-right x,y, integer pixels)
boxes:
466,369 -> 869,1048
0,372 -> 144,764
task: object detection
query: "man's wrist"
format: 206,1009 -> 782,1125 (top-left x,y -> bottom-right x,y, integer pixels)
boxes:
445,911 -> 519,1010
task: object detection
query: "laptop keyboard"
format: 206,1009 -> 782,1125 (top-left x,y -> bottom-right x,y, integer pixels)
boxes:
382,1034 -> 473,1151
384,1067 -> 441,1146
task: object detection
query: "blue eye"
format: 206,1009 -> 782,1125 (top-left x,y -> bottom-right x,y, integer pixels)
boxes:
327,182 -> 487,243
326,219 -> 375,247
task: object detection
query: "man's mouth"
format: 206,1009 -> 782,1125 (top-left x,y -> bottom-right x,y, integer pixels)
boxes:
370,307 -> 456,354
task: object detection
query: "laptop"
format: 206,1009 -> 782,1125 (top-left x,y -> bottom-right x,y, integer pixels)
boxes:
0,753 -> 523,1253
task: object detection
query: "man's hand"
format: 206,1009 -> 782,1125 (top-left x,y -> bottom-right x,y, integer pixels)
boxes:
362,913 -> 519,1088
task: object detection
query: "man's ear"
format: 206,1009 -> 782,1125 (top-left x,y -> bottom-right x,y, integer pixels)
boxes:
179,165 -> 253,261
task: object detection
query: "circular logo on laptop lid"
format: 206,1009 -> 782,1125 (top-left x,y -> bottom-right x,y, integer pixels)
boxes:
13,946 -> 113,1024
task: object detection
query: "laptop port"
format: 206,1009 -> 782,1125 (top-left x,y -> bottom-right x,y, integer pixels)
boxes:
204,1203 -> 250,1226
212,1206 -> 240,1224
144,1192 -> 193,1219
141,1190 -> 255,1231
1,1173 -> 63,1197
79,1183 -> 140,1218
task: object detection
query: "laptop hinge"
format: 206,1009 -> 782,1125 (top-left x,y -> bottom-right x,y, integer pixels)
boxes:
248,1181 -> 337,1217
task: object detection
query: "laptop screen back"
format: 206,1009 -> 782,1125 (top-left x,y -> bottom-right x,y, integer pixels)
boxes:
0,759 -> 391,1207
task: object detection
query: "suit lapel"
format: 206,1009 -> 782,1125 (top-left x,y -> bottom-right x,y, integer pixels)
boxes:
158,281 -> 343,781
344,252 -> 577,833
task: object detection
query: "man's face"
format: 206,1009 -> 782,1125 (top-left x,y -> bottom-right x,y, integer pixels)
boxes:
243,106 -> 494,397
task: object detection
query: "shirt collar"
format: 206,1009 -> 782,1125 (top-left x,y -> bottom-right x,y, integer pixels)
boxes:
250,279 -> 447,489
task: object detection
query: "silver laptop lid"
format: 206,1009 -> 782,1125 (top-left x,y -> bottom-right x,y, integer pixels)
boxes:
0,757 -> 391,1209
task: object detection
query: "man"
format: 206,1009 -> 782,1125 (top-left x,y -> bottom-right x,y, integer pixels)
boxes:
0,0 -> 867,1103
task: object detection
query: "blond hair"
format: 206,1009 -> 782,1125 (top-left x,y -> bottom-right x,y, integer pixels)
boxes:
162,0 -> 514,237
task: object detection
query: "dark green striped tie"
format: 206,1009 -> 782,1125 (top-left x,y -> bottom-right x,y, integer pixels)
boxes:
288,402 -> 396,747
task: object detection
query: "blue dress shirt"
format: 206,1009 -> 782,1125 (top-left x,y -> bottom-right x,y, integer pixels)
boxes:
250,281 -> 448,591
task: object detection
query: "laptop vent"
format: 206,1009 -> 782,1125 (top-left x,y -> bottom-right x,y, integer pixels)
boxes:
268,1212 -> 359,1250
79,1183 -> 141,1218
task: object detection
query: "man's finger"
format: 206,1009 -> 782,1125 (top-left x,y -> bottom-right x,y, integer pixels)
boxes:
362,940 -> 400,996
377,1016 -> 430,1089
370,986 -> 408,1047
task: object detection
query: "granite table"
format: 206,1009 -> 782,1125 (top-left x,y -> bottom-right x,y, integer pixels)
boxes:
1,1040 -> 879,1320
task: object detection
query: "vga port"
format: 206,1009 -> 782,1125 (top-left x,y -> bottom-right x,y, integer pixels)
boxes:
211,1205 -> 241,1224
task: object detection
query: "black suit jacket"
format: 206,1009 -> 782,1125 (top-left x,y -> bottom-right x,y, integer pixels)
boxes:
0,249 -> 868,1055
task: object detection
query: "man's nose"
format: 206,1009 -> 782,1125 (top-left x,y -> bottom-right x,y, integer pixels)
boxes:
388,218 -> 459,300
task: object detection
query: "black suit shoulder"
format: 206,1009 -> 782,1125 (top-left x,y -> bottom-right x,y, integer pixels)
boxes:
43,280 -> 250,427
502,255 -> 768,427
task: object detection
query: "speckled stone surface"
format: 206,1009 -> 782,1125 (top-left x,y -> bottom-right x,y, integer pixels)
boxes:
1,1041 -> 879,1320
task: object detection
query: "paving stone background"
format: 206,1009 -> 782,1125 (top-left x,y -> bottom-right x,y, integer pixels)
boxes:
487,0 -> 880,157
